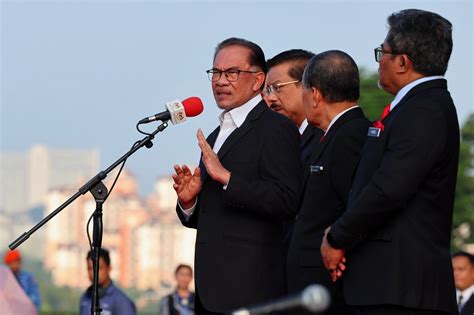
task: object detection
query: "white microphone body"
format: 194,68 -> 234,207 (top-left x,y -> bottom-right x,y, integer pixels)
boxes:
139,99 -> 187,125
165,99 -> 187,125
231,284 -> 330,315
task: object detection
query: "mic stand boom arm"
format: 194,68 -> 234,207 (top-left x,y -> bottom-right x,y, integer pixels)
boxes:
9,121 -> 169,315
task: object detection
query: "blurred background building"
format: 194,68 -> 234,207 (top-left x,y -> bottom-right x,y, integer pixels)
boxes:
0,144 -> 196,294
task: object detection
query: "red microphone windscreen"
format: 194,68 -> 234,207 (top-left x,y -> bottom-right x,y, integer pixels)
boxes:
182,97 -> 204,117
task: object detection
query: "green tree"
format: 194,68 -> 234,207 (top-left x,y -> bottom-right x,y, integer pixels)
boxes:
22,258 -> 82,314
452,114 -> 474,249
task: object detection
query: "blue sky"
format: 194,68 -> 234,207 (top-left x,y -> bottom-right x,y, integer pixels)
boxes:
1,0 -> 473,195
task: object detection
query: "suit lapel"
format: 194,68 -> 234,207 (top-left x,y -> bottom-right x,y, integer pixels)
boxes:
301,125 -> 315,149
461,293 -> 474,315
302,107 -> 364,184
216,100 -> 266,161
383,79 -> 448,123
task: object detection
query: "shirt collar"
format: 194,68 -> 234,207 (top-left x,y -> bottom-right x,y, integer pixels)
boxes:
324,105 -> 359,135
457,284 -> 474,300
219,94 -> 262,128
391,75 -> 444,110
101,281 -> 115,297
299,119 -> 308,135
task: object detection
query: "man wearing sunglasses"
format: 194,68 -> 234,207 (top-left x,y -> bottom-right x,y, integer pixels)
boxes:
173,38 -> 301,314
321,9 -> 459,315
264,49 -> 324,163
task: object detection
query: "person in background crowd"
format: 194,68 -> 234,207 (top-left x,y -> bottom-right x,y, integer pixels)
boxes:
159,264 -> 195,315
452,251 -> 474,315
3,249 -> 41,311
79,248 -> 136,315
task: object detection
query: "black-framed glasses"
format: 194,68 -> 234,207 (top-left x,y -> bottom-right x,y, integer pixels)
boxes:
264,80 -> 299,96
206,68 -> 258,82
374,44 -> 414,63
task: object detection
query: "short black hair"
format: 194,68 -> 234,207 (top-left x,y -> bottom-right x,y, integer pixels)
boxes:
267,49 -> 315,81
302,50 -> 360,103
214,37 -> 267,73
175,264 -> 193,276
386,9 -> 453,76
452,251 -> 474,265
87,248 -> 111,266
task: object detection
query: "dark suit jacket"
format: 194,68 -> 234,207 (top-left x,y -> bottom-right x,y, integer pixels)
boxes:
286,107 -> 369,314
330,79 -> 460,314
460,293 -> 474,315
177,100 -> 302,313
300,124 -> 324,163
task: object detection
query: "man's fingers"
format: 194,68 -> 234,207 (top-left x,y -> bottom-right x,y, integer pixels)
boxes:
197,128 -> 207,142
197,136 -> 206,152
197,129 -> 213,153
338,261 -> 346,271
174,164 -> 183,175
182,165 -> 192,176
329,266 -> 344,282
194,167 -> 201,178
172,174 -> 180,184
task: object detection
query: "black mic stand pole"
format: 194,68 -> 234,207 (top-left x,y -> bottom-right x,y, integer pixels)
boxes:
90,180 -> 107,315
9,121 -> 169,315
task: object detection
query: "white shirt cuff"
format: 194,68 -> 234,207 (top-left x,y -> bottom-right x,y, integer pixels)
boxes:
178,198 -> 198,220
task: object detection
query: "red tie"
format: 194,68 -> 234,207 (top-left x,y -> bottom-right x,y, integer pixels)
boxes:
320,135 -> 325,143
372,103 -> 391,131
380,103 -> 391,120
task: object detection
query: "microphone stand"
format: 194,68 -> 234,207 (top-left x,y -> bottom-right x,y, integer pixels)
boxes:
9,121 -> 169,315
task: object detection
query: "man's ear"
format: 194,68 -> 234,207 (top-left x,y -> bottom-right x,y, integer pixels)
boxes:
313,87 -> 323,107
253,71 -> 266,92
397,54 -> 412,74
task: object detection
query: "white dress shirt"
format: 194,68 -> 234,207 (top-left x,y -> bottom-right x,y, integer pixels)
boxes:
324,105 -> 359,136
299,119 -> 309,135
457,284 -> 474,310
390,75 -> 444,111
213,95 -> 262,152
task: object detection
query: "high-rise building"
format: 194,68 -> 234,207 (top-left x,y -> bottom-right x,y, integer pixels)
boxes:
133,221 -> 195,291
0,144 -> 100,214
41,171 -> 197,293
0,152 -> 28,213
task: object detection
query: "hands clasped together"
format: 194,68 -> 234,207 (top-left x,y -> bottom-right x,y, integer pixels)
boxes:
321,227 -> 347,282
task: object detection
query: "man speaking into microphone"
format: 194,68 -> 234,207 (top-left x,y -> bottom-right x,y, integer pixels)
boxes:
172,37 -> 302,314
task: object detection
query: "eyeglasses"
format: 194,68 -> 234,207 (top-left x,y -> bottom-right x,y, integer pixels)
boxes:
374,44 -> 414,63
264,80 -> 299,96
206,68 -> 259,82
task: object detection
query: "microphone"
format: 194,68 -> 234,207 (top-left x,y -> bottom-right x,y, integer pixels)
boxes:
230,284 -> 330,315
138,97 -> 204,125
